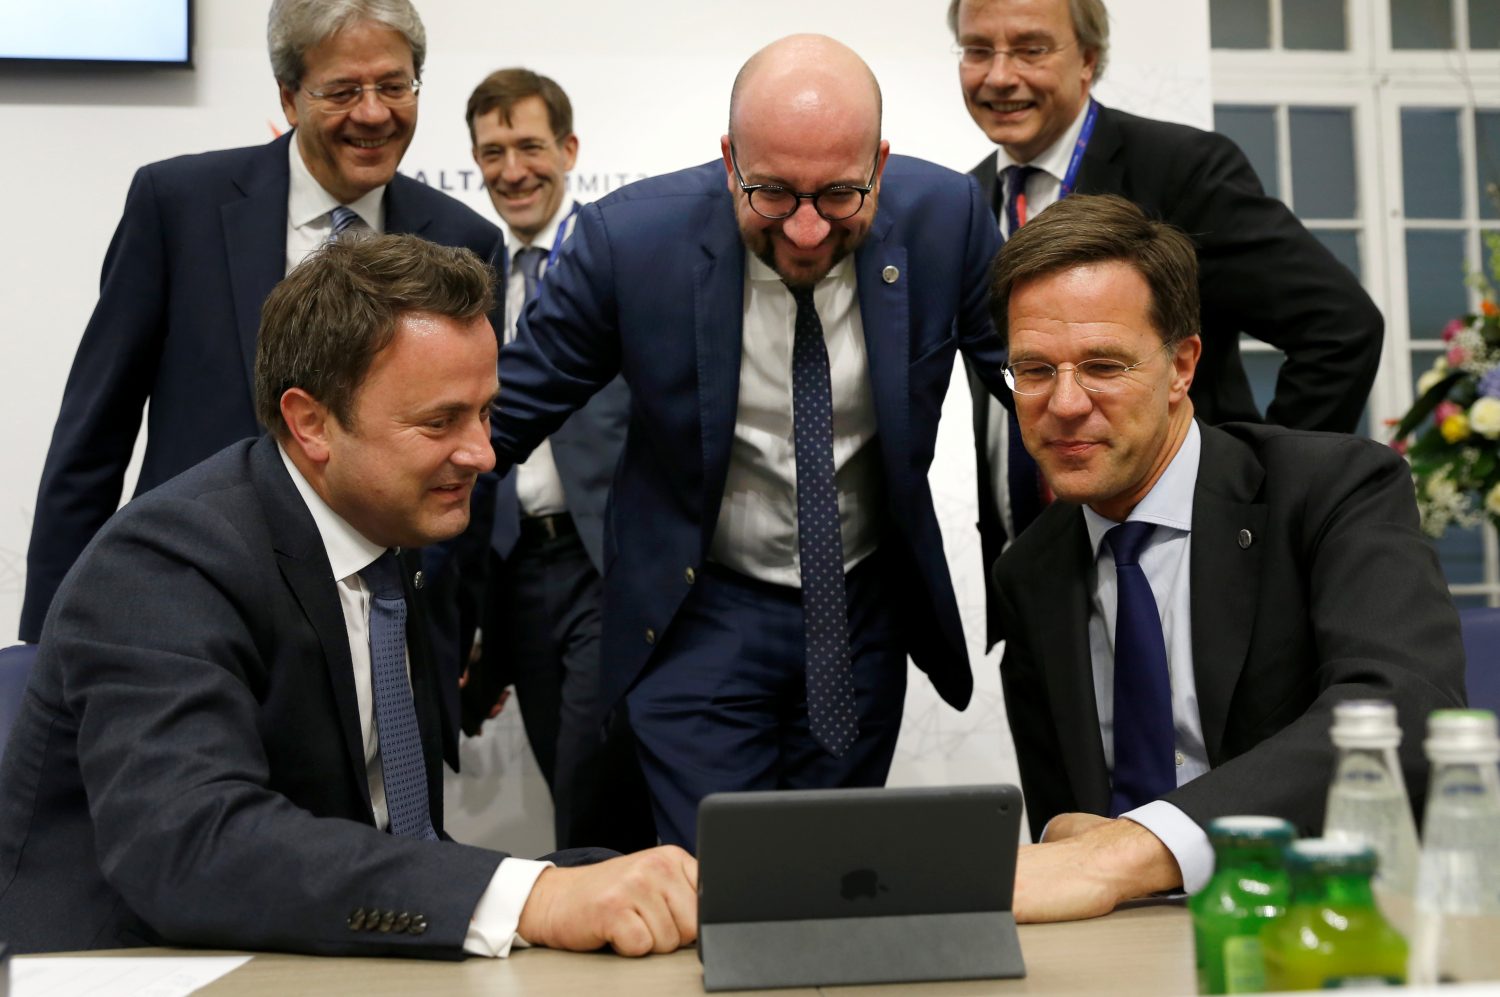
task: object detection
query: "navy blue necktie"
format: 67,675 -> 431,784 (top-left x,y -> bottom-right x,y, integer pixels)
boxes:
788,284 -> 858,758
999,165 -> 1047,538
360,552 -> 439,840
491,246 -> 548,558
1104,522 -> 1177,817
328,205 -> 360,242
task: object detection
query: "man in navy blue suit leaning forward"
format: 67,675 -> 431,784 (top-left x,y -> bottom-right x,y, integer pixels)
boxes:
490,34 -> 1012,850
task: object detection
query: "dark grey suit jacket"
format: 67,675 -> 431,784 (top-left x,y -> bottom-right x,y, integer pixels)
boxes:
971,103 -> 1386,647
995,422 -> 1466,843
0,437 -> 508,956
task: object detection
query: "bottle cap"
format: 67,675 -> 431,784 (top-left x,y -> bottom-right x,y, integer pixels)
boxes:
1425,709 -> 1500,764
1208,815 -> 1296,846
1330,700 -> 1402,749
1285,838 -> 1377,876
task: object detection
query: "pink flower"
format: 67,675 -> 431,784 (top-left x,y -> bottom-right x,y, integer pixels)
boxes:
1448,345 -> 1467,367
1391,439 -> 1409,456
1443,318 -> 1466,342
1435,401 -> 1462,424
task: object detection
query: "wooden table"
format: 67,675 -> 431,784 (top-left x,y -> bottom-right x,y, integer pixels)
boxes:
18,903 -> 1195,996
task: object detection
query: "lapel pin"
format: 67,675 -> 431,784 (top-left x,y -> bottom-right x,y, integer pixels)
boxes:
1237,529 -> 1253,550
413,569 -> 425,590
881,265 -> 899,284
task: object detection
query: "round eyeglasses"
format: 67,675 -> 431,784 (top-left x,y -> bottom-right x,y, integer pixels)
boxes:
300,78 -> 422,113
952,42 -> 1073,70
1003,346 -> 1170,395
728,142 -> 878,221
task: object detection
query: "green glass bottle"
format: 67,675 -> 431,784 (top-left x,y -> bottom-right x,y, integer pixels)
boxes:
1261,840 -> 1408,990
1191,816 -> 1296,994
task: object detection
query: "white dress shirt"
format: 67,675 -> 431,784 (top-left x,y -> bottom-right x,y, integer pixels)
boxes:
284,138 -> 387,274
709,253 -> 883,586
1073,421 -> 1213,894
503,194 -> 577,519
277,445 -> 549,955
987,102 -> 1093,542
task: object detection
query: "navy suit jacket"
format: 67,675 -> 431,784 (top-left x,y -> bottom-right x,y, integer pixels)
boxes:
491,156 -> 1008,710
0,437 -> 508,955
995,423 -> 1466,842
21,132 -> 502,642
968,103 -> 1386,646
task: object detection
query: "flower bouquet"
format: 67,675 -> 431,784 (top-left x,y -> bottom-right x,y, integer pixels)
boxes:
1392,239 -> 1500,537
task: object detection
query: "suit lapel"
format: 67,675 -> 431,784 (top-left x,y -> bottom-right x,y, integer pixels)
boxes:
253,438 -> 372,813
854,212 -> 910,504
224,134 -> 295,399
968,154 -> 998,219
384,175 -> 432,238
1189,424 -> 1267,763
694,198 -> 747,550
1075,102 -> 1126,197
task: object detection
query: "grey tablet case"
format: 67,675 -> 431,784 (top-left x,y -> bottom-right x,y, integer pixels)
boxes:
696,784 -> 1026,991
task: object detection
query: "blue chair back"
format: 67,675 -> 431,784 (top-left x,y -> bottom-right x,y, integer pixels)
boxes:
0,644 -> 39,754
1458,607 -> 1500,715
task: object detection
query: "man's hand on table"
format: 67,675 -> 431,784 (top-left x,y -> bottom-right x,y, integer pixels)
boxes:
1013,815 -> 1183,923
518,845 -> 699,956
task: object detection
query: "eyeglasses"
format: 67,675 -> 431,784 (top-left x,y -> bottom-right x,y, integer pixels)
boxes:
729,142 -> 878,221
299,78 -> 422,112
953,42 -> 1072,70
1003,345 -> 1170,396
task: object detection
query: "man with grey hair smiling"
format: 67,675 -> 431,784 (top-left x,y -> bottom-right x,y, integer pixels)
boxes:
21,0 -> 501,698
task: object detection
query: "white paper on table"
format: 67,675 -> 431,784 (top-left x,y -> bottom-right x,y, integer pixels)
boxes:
11,955 -> 252,996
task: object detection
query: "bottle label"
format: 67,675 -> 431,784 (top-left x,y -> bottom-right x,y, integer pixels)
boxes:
1321,977 -> 1402,988
1223,936 -> 1266,993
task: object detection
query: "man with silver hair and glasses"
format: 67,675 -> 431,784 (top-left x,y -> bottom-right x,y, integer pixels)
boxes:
21,0 -> 502,699
948,0 -> 1384,653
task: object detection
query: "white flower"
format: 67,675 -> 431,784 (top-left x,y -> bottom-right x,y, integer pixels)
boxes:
1487,482 -> 1500,519
1471,397 -> 1500,439
1416,365 -> 1447,397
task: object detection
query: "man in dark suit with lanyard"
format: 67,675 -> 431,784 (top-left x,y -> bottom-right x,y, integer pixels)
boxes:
464,69 -> 654,853
20,0 -> 501,708
948,0 -> 1385,648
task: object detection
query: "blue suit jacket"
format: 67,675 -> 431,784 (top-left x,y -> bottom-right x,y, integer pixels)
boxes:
491,156 -> 1008,709
21,132 -> 502,642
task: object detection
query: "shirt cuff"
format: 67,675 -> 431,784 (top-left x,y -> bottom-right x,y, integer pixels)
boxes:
462,857 -> 554,957
1121,800 -> 1213,894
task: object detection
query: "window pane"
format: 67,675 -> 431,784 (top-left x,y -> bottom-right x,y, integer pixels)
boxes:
1478,111 -> 1500,220
1472,0 -> 1500,48
1406,231 -> 1470,338
1310,229 -> 1362,280
1290,108 -> 1357,218
1284,0 -> 1348,49
1391,0 -> 1455,49
1401,109 -> 1463,219
1210,0 -> 1271,48
1215,105 -> 1280,201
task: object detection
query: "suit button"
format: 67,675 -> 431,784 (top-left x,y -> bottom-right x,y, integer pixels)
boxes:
644,628 -> 656,645
379,910 -> 396,932
348,908 -> 366,931
409,914 -> 428,936
394,912 -> 412,932
684,566 -> 696,585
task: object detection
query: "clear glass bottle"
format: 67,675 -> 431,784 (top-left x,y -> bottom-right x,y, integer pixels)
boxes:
1190,816 -> 1295,994
1322,699 -> 1420,934
1409,709 -> 1500,985
1260,840 -> 1408,990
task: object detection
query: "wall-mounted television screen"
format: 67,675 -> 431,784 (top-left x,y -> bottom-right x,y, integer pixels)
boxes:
2,1 -> 192,67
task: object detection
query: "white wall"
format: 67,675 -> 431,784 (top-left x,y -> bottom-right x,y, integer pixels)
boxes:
0,0 -> 1210,855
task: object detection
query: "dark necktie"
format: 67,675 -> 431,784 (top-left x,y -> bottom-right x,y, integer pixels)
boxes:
1103,522 -> 1177,816
359,551 -> 439,840
491,246 -> 549,558
788,284 -> 858,758
999,166 -> 1048,539
328,205 -> 360,242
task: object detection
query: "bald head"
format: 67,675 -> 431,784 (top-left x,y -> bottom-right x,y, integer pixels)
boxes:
728,34 -> 882,147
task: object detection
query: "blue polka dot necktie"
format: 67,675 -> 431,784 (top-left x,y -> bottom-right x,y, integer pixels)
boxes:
788,284 -> 858,758
1103,522 -> 1177,817
359,551 -> 439,840
328,205 -> 360,242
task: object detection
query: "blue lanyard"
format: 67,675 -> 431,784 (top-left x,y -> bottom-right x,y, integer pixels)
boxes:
1057,98 -> 1099,198
542,201 -> 583,275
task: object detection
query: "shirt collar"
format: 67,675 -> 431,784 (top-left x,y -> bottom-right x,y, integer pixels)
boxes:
994,99 -> 1092,180
505,193 -> 577,260
277,442 -> 387,581
1083,419 -> 1202,560
287,133 -> 387,234
746,251 -> 855,285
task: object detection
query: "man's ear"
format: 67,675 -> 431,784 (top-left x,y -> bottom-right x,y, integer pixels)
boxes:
279,388 -> 335,465
1169,334 -> 1202,401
